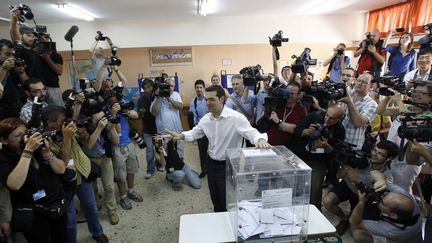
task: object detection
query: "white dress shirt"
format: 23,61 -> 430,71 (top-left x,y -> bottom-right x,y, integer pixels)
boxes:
403,68 -> 431,83
183,107 -> 268,161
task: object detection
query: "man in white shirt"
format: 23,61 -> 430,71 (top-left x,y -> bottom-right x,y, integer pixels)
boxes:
167,85 -> 271,212
403,47 -> 432,89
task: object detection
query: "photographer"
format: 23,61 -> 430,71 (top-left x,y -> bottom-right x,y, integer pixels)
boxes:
383,30 -> 416,79
9,9 -> 43,80
81,110 -> 120,225
376,81 -> 432,194
226,75 -> 257,127
266,81 -> 305,148
354,29 -> 386,78
153,135 -> 201,190
19,78 -> 48,124
323,43 -> 350,83
0,39 -> 28,120
151,78 -> 185,158
138,78 -> 163,179
350,184 -> 422,243
0,118 -> 67,243
104,91 -> 143,211
403,47 -> 432,89
338,72 -> 377,149
42,106 -> 108,243
93,58 -> 127,95
38,34 -> 64,106
292,104 -> 345,209
323,140 -> 398,235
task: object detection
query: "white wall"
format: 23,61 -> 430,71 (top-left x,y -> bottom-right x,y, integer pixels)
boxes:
0,13 -> 367,51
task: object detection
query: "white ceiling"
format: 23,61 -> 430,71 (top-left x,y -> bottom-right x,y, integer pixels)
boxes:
0,0 -> 404,24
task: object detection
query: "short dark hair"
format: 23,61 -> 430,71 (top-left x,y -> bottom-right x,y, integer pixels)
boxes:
41,105 -> 65,126
287,81 -> 301,90
414,81 -> 432,97
205,85 -> 225,98
376,140 -> 398,160
418,47 -> 432,57
344,67 -> 358,78
194,79 -> 205,88
0,39 -> 14,50
141,78 -> 154,88
22,78 -> 43,91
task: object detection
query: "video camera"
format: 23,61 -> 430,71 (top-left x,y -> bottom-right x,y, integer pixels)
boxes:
419,23 -> 432,50
397,112 -> 432,142
9,4 -> 33,23
154,75 -> 171,97
34,28 -> 57,53
291,48 -> 317,73
334,141 -> 370,170
239,65 -> 264,86
303,81 -> 347,108
372,74 -> 406,96
269,30 -> 289,47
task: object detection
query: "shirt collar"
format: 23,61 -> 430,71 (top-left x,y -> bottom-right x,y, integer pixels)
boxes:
211,106 -> 229,120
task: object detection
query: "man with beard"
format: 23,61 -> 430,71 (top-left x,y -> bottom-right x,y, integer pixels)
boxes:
19,78 -> 48,124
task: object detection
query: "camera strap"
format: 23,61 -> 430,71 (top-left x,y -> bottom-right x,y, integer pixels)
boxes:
229,95 -> 253,120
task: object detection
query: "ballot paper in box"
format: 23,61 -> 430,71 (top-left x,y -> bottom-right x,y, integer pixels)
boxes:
226,145 -> 311,242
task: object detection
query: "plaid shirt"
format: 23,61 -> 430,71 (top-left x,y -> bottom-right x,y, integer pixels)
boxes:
341,93 -> 377,149
19,98 -> 48,124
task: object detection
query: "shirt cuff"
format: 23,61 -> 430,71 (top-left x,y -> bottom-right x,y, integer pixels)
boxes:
253,133 -> 268,145
183,131 -> 194,142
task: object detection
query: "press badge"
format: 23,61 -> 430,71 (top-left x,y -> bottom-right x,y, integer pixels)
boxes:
33,189 -> 46,201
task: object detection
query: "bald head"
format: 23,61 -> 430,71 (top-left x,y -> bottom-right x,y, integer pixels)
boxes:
381,192 -> 414,221
324,104 -> 344,127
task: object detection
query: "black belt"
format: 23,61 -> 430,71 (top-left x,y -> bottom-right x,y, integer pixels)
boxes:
208,156 -> 226,165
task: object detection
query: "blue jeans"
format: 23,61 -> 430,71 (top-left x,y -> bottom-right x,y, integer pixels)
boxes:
166,164 -> 201,189
143,133 -> 156,174
67,181 -> 104,243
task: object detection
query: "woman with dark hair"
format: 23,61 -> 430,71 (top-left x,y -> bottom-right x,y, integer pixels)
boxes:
0,118 -> 67,243
384,30 -> 416,79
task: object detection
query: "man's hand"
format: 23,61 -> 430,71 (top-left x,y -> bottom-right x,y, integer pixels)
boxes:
9,8 -> 20,22
357,190 -> 368,203
367,44 -> 377,54
74,93 -> 85,105
314,137 -> 329,148
97,117 -> 108,130
370,170 -> 387,192
409,139 -> 428,157
345,166 -> 358,184
165,129 -> 184,141
110,103 -> 121,116
256,138 -> 271,149
2,57 -> 14,71
23,132 -> 43,152
62,121 -> 77,139
337,96 -> 352,104
0,222 -> 11,236
269,111 -> 279,123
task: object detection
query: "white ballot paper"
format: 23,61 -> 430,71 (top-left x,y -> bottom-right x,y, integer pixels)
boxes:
262,188 -> 293,209
242,149 -> 277,158
237,200 -> 303,240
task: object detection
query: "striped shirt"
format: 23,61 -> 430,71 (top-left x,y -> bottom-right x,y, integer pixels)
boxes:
341,93 -> 377,149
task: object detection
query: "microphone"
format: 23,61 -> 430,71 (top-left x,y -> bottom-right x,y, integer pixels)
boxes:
64,25 -> 79,42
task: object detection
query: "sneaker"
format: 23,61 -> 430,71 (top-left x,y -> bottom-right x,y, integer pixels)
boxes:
119,197 -> 132,210
109,210 -> 119,225
92,233 -> 109,243
127,190 -> 143,202
157,166 -> 165,172
144,173 -> 152,179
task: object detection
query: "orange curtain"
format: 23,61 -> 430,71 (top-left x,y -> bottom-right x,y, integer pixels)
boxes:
367,0 -> 432,35
367,2 -> 410,33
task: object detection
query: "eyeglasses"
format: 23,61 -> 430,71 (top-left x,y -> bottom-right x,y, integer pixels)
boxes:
412,90 -> 430,96
342,74 -> 353,78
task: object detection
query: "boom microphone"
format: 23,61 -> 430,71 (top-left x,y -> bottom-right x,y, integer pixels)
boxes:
64,25 -> 79,42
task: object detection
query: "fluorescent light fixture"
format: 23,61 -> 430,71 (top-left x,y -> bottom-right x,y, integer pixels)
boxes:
56,3 -> 96,21
0,17 -> 10,22
197,0 -> 208,16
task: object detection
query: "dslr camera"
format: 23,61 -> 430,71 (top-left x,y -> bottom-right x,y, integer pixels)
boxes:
9,4 -> 33,23
291,48 -> 317,73
269,30 -> 289,47
129,128 -> 146,149
334,141 -> 370,170
361,32 -> 374,47
419,23 -> 432,50
239,64 -> 263,86
356,182 -> 386,204
13,41 -> 25,68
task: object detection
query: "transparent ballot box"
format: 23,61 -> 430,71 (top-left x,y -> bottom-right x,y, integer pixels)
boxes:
226,145 -> 311,242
